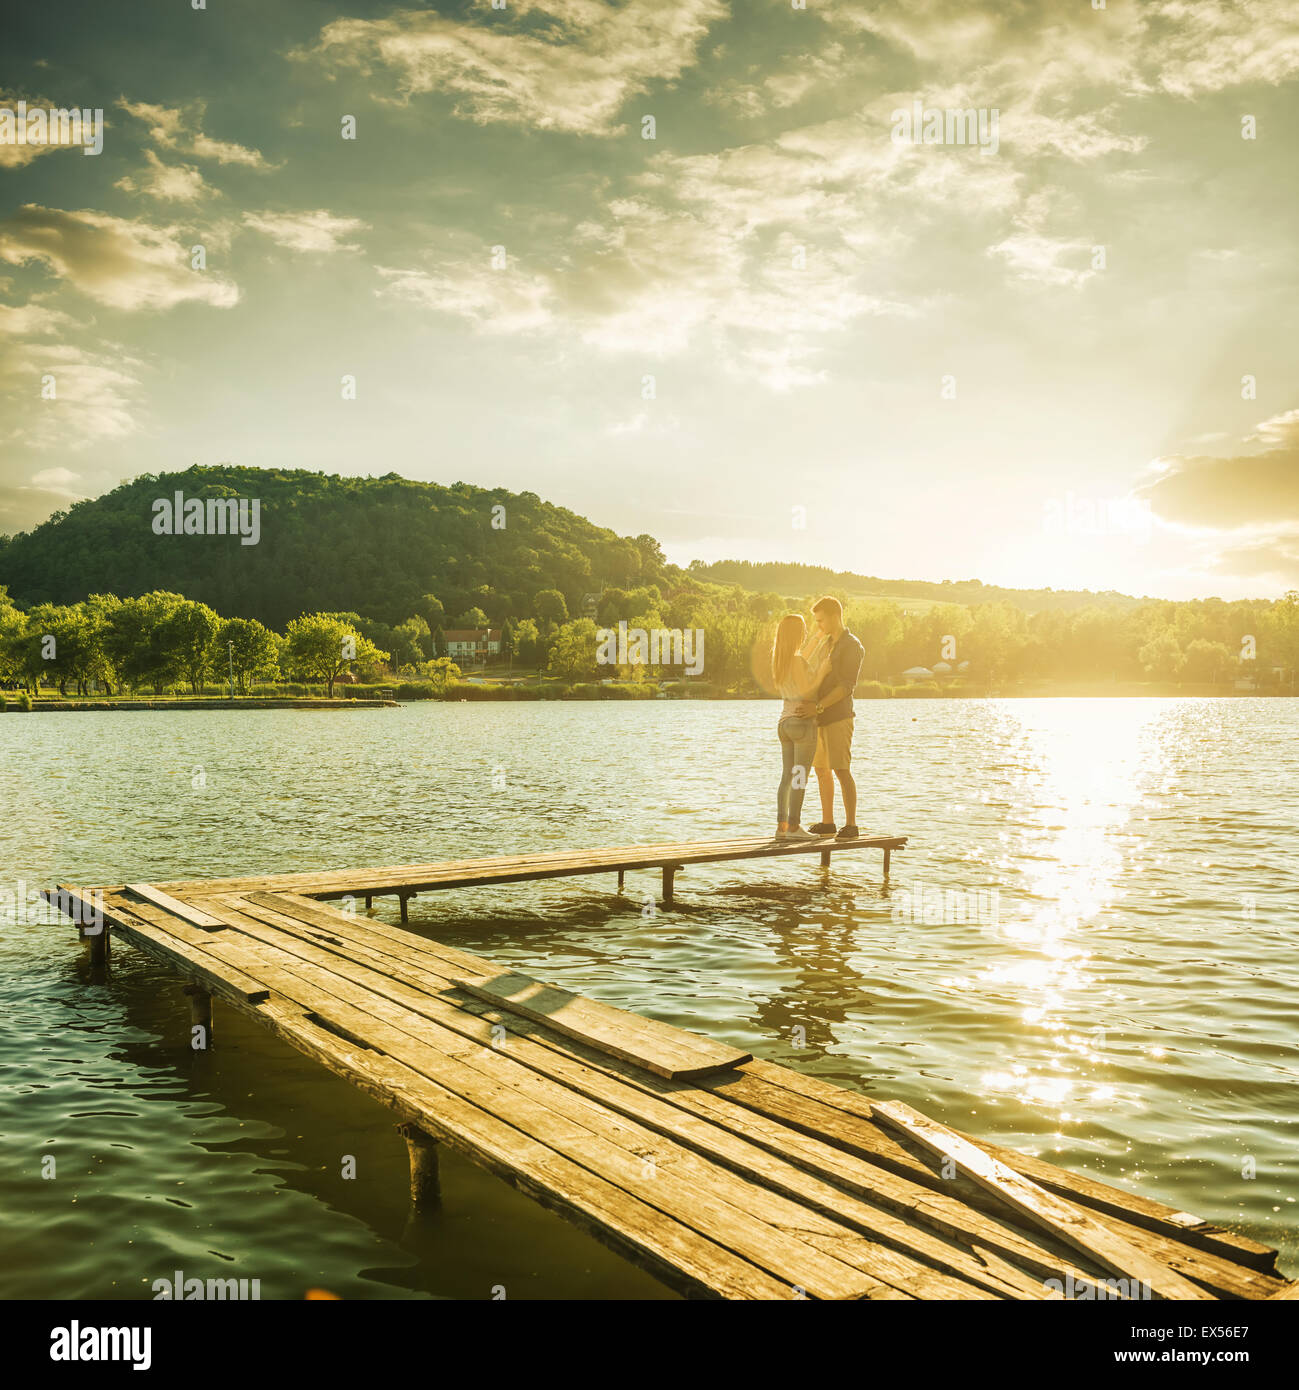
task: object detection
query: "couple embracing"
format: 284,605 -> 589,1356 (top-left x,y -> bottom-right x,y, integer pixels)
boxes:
770,595 -> 864,841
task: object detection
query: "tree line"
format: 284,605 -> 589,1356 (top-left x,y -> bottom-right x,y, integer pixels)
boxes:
4,582 -> 1297,698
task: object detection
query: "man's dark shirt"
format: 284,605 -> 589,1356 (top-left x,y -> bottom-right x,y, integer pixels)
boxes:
816,629 -> 864,726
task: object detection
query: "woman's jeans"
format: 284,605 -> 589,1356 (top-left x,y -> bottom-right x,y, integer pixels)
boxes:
777,716 -> 818,826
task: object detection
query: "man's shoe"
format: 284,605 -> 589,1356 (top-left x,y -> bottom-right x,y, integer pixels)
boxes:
836,824 -> 861,839
779,826 -> 818,840
809,822 -> 836,835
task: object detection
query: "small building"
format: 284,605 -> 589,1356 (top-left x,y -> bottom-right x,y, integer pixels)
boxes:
581,591 -> 603,618
443,628 -> 502,661
901,666 -> 934,683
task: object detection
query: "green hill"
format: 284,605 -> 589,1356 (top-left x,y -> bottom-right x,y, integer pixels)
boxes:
0,466 -> 664,630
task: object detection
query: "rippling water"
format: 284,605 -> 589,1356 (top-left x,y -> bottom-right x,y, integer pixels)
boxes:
2,698 -> 1296,1298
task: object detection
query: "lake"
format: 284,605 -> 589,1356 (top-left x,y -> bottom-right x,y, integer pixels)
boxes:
2,697 -> 1296,1297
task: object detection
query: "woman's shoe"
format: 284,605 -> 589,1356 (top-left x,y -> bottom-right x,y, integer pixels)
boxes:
809,822 -> 836,834
836,824 -> 861,839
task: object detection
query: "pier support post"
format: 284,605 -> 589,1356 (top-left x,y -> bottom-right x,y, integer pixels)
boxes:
184,984 -> 212,1050
364,894 -> 373,912
399,892 -> 411,924
397,1122 -> 441,1210
617,869 -> 625,892
883,848 -> 891,877
83,924 -> 109,965
662,864 -> 681,903
820,848 -> 832,869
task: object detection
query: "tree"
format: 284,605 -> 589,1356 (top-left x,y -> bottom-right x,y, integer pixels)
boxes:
81,593 -> 121,693
547,618 -> 598,679
165,599 -> 221,694
512,617 -> 539,667
847,600 -> 904,680
1138,629 -> 1184,681
20,603 -> 93,695
1182,638 -> 1232,683
423,656 -> 462,691
534,588 -> 568,624
394,615 -> 432,665
432,625 -> 447,658
457,606 -> 489,629
0,587 -> 26,685
104,591 -> 188,693
284,613 -> 388,696
219,616 -> 280,693
418,594 -> 446,630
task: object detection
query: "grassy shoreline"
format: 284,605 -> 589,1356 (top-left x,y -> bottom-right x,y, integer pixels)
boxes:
6,678 -> 1295,710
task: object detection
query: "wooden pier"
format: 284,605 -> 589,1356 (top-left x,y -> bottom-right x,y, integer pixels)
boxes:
149,832 -> 910,917
48,837 -> 1295,1301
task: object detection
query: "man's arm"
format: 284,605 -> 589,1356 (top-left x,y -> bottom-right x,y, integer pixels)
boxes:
815,684 -> 849,709
814,637 -> 862,713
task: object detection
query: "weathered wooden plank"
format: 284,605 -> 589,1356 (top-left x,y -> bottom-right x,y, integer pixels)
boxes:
42,885 -> 107,932
704,1068 -> 1284,1300
226,889 -> 1287,1300
124,883 -> 225,929
185,907 -> 894,1300
206,894 -> 1047,1297
253,1000 -> 798,1300
741,1056 -> 1278,1275
252,892 -> 753,1079
86,895 -> 833,1295
1266,1281 -> 1299,1299
447,971 -> 751,1080
872,1101 -> 1213,1301
233,892 -> 749,1080
92,896 -> 271,1005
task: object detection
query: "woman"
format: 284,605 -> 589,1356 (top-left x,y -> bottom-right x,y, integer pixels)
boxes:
771,613 -> 826,839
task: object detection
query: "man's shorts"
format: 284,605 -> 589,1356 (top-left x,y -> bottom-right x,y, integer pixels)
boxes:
813,717 -> 854,770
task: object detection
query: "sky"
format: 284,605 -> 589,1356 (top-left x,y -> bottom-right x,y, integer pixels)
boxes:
1,0 -> 1297,600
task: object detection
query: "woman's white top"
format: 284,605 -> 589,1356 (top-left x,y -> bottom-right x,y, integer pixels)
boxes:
778,659 -> 817,719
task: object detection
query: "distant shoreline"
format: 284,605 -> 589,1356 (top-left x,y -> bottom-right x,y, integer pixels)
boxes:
5,684 -> 1294,711
14,697 -> 398,712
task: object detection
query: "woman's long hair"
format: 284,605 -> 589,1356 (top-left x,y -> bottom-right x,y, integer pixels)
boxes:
771,614 -> 806,687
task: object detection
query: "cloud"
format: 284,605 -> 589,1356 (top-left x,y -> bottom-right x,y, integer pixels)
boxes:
988,233 -> 1096,288
1206,534 -> 1299,582
0,332 -> 147,453
297,0 -> 726,136
242,209 -> 367,253
1142,409 -> 1299,582
1136,0 -> 1299,98
0,205 -> 239,310
1142,410 -> 1299,529
377,248 -> 554,334
0,297 -> 75,337
824,0 -> 1299,99
0,90 -> 100,168
115,149 -> 215,203
118,99 -> 271,167
29,466 -> 82,490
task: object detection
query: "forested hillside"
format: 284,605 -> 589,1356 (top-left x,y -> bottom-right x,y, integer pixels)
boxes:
0,466 -> 665,630
689,559 -> 1144,614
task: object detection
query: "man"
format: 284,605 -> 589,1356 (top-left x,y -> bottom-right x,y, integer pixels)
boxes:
795,595 -> 863,839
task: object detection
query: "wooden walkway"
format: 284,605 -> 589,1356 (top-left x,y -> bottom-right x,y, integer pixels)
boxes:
49,838 -> 1295,1301
150,833 -> 911,917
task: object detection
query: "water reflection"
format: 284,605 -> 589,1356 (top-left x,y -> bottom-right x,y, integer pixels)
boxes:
975,701 -> 1176,1118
